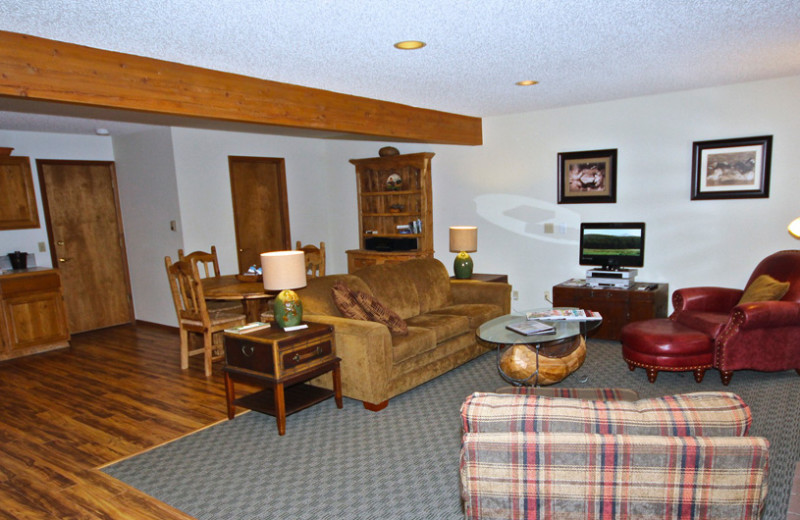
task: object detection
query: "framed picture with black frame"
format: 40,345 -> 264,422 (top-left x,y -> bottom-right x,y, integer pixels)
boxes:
691,135 -> 772,200
557,148 -> 617,204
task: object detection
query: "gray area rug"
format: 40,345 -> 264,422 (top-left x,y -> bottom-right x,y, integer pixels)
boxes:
103,339 -> 800,519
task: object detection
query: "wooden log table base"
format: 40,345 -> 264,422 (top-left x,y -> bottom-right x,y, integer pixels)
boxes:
498,335 -> 587,386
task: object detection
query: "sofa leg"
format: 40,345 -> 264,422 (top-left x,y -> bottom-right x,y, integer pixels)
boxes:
693,368 -> 706,383
626,362 -> 636,372
363,400 -> 388,412
796,369 -> 800,376
720,371 -> 733,386
646,368 -> 658,383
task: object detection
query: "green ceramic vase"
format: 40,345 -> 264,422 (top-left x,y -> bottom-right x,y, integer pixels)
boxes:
453,252 -> 473,279
274,289 -> 303,328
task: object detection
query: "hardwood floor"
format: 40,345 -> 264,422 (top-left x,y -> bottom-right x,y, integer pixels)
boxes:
0,323 -> 240,519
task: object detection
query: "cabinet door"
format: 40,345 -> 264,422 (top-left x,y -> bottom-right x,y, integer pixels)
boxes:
0,155 -> 40,229
3,290 -> 69,351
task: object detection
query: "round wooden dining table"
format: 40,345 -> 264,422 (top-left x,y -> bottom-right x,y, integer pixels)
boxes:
201,275 -> 275,322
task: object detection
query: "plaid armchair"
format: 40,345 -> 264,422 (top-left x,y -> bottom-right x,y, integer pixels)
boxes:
459,391 -> 769,520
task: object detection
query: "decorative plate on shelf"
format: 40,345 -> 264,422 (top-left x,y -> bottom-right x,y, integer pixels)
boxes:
385,173 -> 403,191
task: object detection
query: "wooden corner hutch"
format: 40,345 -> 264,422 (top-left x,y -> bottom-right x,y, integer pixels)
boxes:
346,152 -> 434,273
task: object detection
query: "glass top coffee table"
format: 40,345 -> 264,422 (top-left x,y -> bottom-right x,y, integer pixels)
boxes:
477,310 -> 602,386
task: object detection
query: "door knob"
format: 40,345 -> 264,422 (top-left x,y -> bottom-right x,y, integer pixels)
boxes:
57,240 -> 65,245
58,257 -> 72,263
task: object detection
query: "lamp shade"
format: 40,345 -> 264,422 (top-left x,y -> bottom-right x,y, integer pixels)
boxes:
789,217 -> 800,239
449,226 -> 478,253
261,251 -> 307,291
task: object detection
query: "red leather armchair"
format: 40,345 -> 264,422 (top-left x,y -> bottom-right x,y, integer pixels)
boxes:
671,250 -> 800,385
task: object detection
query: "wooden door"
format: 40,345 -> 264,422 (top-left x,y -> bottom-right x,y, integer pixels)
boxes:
229,156 -> 291,273
37,160 -> 134,333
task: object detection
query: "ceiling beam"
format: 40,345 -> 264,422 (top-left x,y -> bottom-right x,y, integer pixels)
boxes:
0,31 -> 482,145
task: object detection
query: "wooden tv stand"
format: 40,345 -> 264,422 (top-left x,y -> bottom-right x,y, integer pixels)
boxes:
552,280 -> 668,340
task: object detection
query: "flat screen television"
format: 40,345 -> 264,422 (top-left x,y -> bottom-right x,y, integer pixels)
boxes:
579,222 -> 645,270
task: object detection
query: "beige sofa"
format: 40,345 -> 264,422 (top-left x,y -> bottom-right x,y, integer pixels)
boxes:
297,258 -> 511,410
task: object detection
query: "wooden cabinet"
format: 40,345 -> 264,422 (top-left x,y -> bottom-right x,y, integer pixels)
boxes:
0,150 -> 40,230
552,281 -> 669,340
0,268 -> 70,360
346,152 -> 434,272
223,322 -> 341,435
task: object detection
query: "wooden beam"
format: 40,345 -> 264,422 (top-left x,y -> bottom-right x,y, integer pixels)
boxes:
0,31 -> 482,145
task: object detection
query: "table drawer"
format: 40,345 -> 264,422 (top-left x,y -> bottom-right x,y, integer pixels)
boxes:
282,339 -> 332,370
225,337 -> 275,375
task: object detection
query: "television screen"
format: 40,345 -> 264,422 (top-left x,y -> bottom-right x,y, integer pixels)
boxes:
579,222 -> 645,270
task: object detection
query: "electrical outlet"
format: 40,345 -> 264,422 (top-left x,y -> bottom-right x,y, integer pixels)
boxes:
38,241 -> 46,252
512,290 -> 519,301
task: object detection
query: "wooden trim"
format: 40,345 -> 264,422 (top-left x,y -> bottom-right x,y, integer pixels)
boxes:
0,31 -> 482,146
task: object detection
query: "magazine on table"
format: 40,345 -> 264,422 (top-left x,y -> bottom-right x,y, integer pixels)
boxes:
224,321 -> 271,334
526,309 -> 602,321
506,319 -> 555,336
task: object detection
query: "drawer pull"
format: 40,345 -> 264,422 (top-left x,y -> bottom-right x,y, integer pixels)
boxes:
292,353 -> 301,362
241,345 -> 255,357
315,346 -> 323,356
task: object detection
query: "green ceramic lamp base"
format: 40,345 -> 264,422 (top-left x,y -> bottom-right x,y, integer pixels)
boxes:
273,289 -> 303,329
453,251 -> 474,279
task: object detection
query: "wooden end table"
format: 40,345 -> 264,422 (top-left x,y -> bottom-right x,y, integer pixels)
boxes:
223,322 -> 342,435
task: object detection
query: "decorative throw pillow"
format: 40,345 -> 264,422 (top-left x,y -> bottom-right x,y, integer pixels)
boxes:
331,282 -> 371,321
353,291 -> 409,335
739,274 -> 790,304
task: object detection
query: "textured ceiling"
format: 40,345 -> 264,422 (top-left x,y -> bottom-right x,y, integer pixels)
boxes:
1,0 -> 800,136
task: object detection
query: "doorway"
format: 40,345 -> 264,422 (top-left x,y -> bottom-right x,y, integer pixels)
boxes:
228,156 -> 291,273
37,160 -> 134,333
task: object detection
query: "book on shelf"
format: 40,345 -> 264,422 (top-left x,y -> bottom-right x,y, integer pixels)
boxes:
506,319 -> 555,336
526,309 -> 602,321
224,321 -> 271,334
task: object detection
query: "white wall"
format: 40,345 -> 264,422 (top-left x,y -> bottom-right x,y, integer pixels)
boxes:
113,127 -> 181,324
326,76 -> 800,312
0,131 -> 114,268
3,74 -> 799,328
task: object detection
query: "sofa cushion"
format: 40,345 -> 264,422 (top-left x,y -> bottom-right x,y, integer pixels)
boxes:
461,391 -> 751,437
429,303 -> 503,329
354,291 -> 408,335
298,275 -> 373,317
331,282 -> 371,321
392,327 -> 437,363
401,258 -> 454,313
354,262 -> 421,319
405,313 -> 469,343
739,273 -> 790,304
673,310 -> 729,338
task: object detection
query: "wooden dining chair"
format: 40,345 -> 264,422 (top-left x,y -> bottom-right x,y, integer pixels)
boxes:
178,246 -> 242,313
164,256 -> 246,377
296,241 -> 326,278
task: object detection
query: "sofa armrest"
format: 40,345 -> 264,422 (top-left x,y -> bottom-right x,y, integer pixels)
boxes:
451,280 -> 512,314
305,314 -> 393,405
461,432 -> 769,520
672,286 -> 743,314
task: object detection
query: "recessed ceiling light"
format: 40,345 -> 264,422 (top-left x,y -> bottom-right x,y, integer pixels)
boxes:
516,80 -> 539,86
394,40 -> 426,50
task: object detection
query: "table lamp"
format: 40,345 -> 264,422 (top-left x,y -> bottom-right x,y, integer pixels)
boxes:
261,251 -> 307,329
789,217 -> 800,239
450,226 -> 478,279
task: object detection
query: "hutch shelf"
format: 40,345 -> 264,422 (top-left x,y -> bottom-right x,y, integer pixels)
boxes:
346,152 -> 434,272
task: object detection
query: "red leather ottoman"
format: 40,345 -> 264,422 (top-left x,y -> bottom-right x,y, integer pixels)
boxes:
621,319 -> 713,383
